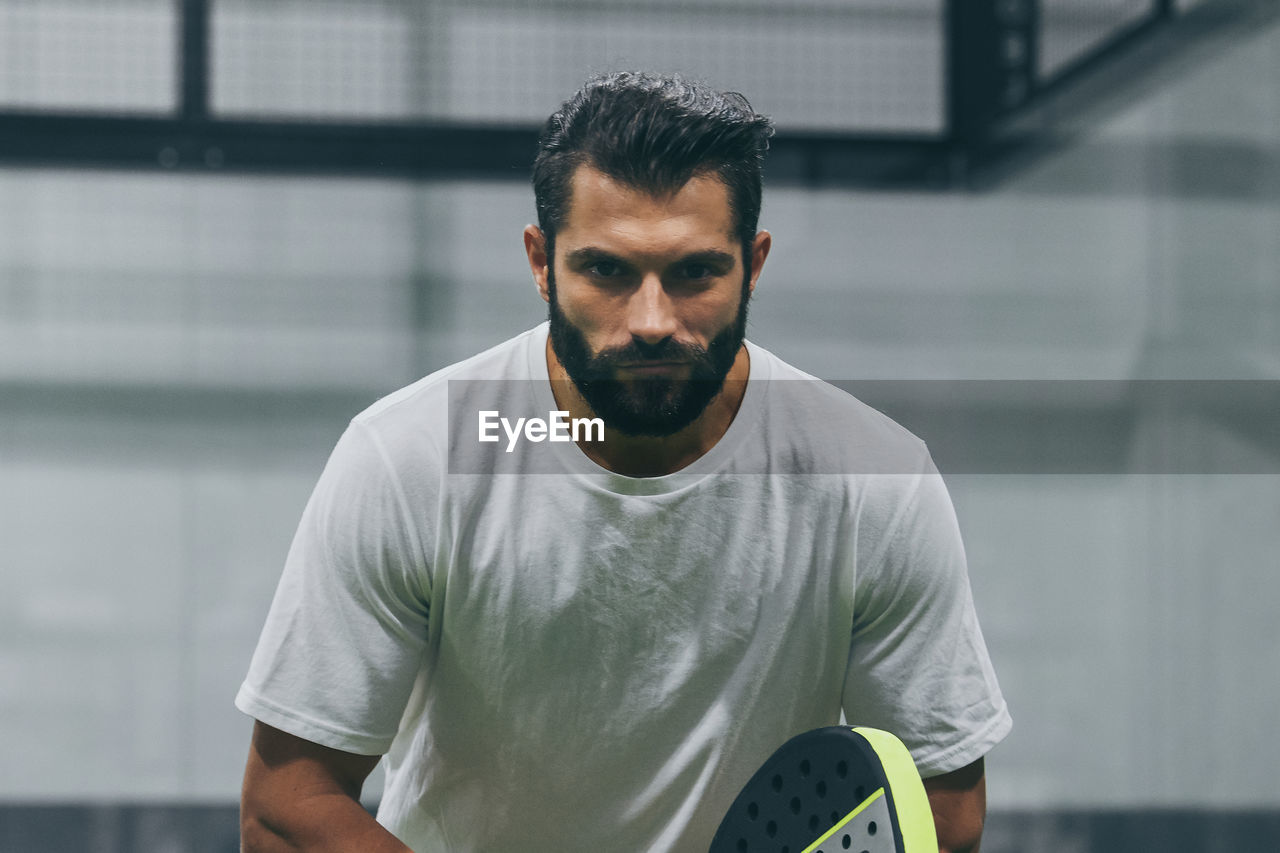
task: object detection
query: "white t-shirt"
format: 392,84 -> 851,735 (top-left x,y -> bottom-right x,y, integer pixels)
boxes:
236,323 -> 1011,852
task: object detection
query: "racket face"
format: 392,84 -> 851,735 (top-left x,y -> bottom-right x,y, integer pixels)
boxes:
708,727 -> 908,853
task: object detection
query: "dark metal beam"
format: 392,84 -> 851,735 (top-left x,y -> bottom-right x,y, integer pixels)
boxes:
1030,3 -> 1170,106
945,0 -> 1042,150
179,0 -> 210,123
0,114 -> 540,177
0,111 -> 951,186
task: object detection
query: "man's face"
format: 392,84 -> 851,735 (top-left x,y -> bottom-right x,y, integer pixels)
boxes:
534,165 -> 760,437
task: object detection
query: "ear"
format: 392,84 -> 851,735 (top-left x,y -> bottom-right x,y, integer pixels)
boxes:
747,230 -> 771,297
524,225 -> 551,303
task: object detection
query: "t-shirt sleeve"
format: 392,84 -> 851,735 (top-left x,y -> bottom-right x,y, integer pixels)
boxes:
842,455 -> 1012,778
235,418 -> 432,756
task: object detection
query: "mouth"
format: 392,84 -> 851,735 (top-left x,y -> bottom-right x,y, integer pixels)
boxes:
622,361 -> 691,371
617,361 -> 687,375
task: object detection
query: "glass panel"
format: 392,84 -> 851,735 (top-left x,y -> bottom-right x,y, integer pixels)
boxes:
211,0 -> 944,133
0,0 -> 176,113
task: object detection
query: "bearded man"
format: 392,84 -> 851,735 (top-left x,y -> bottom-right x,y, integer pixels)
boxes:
236,72 -> 1011,853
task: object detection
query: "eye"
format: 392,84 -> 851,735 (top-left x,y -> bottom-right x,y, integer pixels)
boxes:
588,260 -> 623,278
682,264 -> 713,280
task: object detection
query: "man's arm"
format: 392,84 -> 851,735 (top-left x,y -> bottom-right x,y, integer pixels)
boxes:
922,757 -> 986,853
240,721 -> 411,853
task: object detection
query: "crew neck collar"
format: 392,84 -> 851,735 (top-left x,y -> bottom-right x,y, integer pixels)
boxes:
525,322 -> 768,495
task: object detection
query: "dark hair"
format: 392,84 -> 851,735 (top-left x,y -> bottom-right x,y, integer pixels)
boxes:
532,72 -> 773,260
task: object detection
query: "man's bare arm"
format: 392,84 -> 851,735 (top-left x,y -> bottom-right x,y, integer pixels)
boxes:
922,757 -> 986,853
240,721 -> 411,853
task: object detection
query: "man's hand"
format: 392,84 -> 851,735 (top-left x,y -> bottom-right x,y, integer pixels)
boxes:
240,721 -> 412,853
922,757 -> 986,853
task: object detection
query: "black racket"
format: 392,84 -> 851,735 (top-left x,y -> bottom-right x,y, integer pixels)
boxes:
709,726 -> 936,853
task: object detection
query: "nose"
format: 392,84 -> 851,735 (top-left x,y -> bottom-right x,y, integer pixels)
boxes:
626,272 -> 678,346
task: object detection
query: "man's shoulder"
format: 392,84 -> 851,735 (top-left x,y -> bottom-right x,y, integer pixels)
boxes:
333,325 -> 546,473
354,324 -> 545,429
746,342 -> 931,476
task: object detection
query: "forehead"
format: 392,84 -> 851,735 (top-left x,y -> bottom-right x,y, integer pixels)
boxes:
557,164 -> 737,254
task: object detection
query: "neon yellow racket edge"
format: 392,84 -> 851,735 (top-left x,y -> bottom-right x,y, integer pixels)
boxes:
709,726 -> 937,853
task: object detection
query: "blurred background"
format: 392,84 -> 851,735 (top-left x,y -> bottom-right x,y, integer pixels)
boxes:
1,0 -> 1278,850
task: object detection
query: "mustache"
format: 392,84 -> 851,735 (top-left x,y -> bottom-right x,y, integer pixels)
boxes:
590,337 -> 709,366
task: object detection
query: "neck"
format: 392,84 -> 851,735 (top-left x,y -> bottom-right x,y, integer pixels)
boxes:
545,336 -> 750,478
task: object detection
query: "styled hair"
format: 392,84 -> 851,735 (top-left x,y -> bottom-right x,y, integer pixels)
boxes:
532,72 -> 774,259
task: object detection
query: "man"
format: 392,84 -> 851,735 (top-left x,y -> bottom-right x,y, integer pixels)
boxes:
237,72 -> 1010,852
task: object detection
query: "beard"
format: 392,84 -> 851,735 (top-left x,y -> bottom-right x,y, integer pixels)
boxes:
547,266 -> 749,438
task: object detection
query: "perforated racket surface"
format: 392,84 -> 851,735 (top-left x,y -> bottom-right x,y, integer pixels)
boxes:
708,726 -> 936,853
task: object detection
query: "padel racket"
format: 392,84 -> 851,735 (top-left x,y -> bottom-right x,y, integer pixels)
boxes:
709,726 -> 936,853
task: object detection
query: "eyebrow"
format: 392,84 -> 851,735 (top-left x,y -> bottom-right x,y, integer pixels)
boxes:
564,247 -> 737,268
